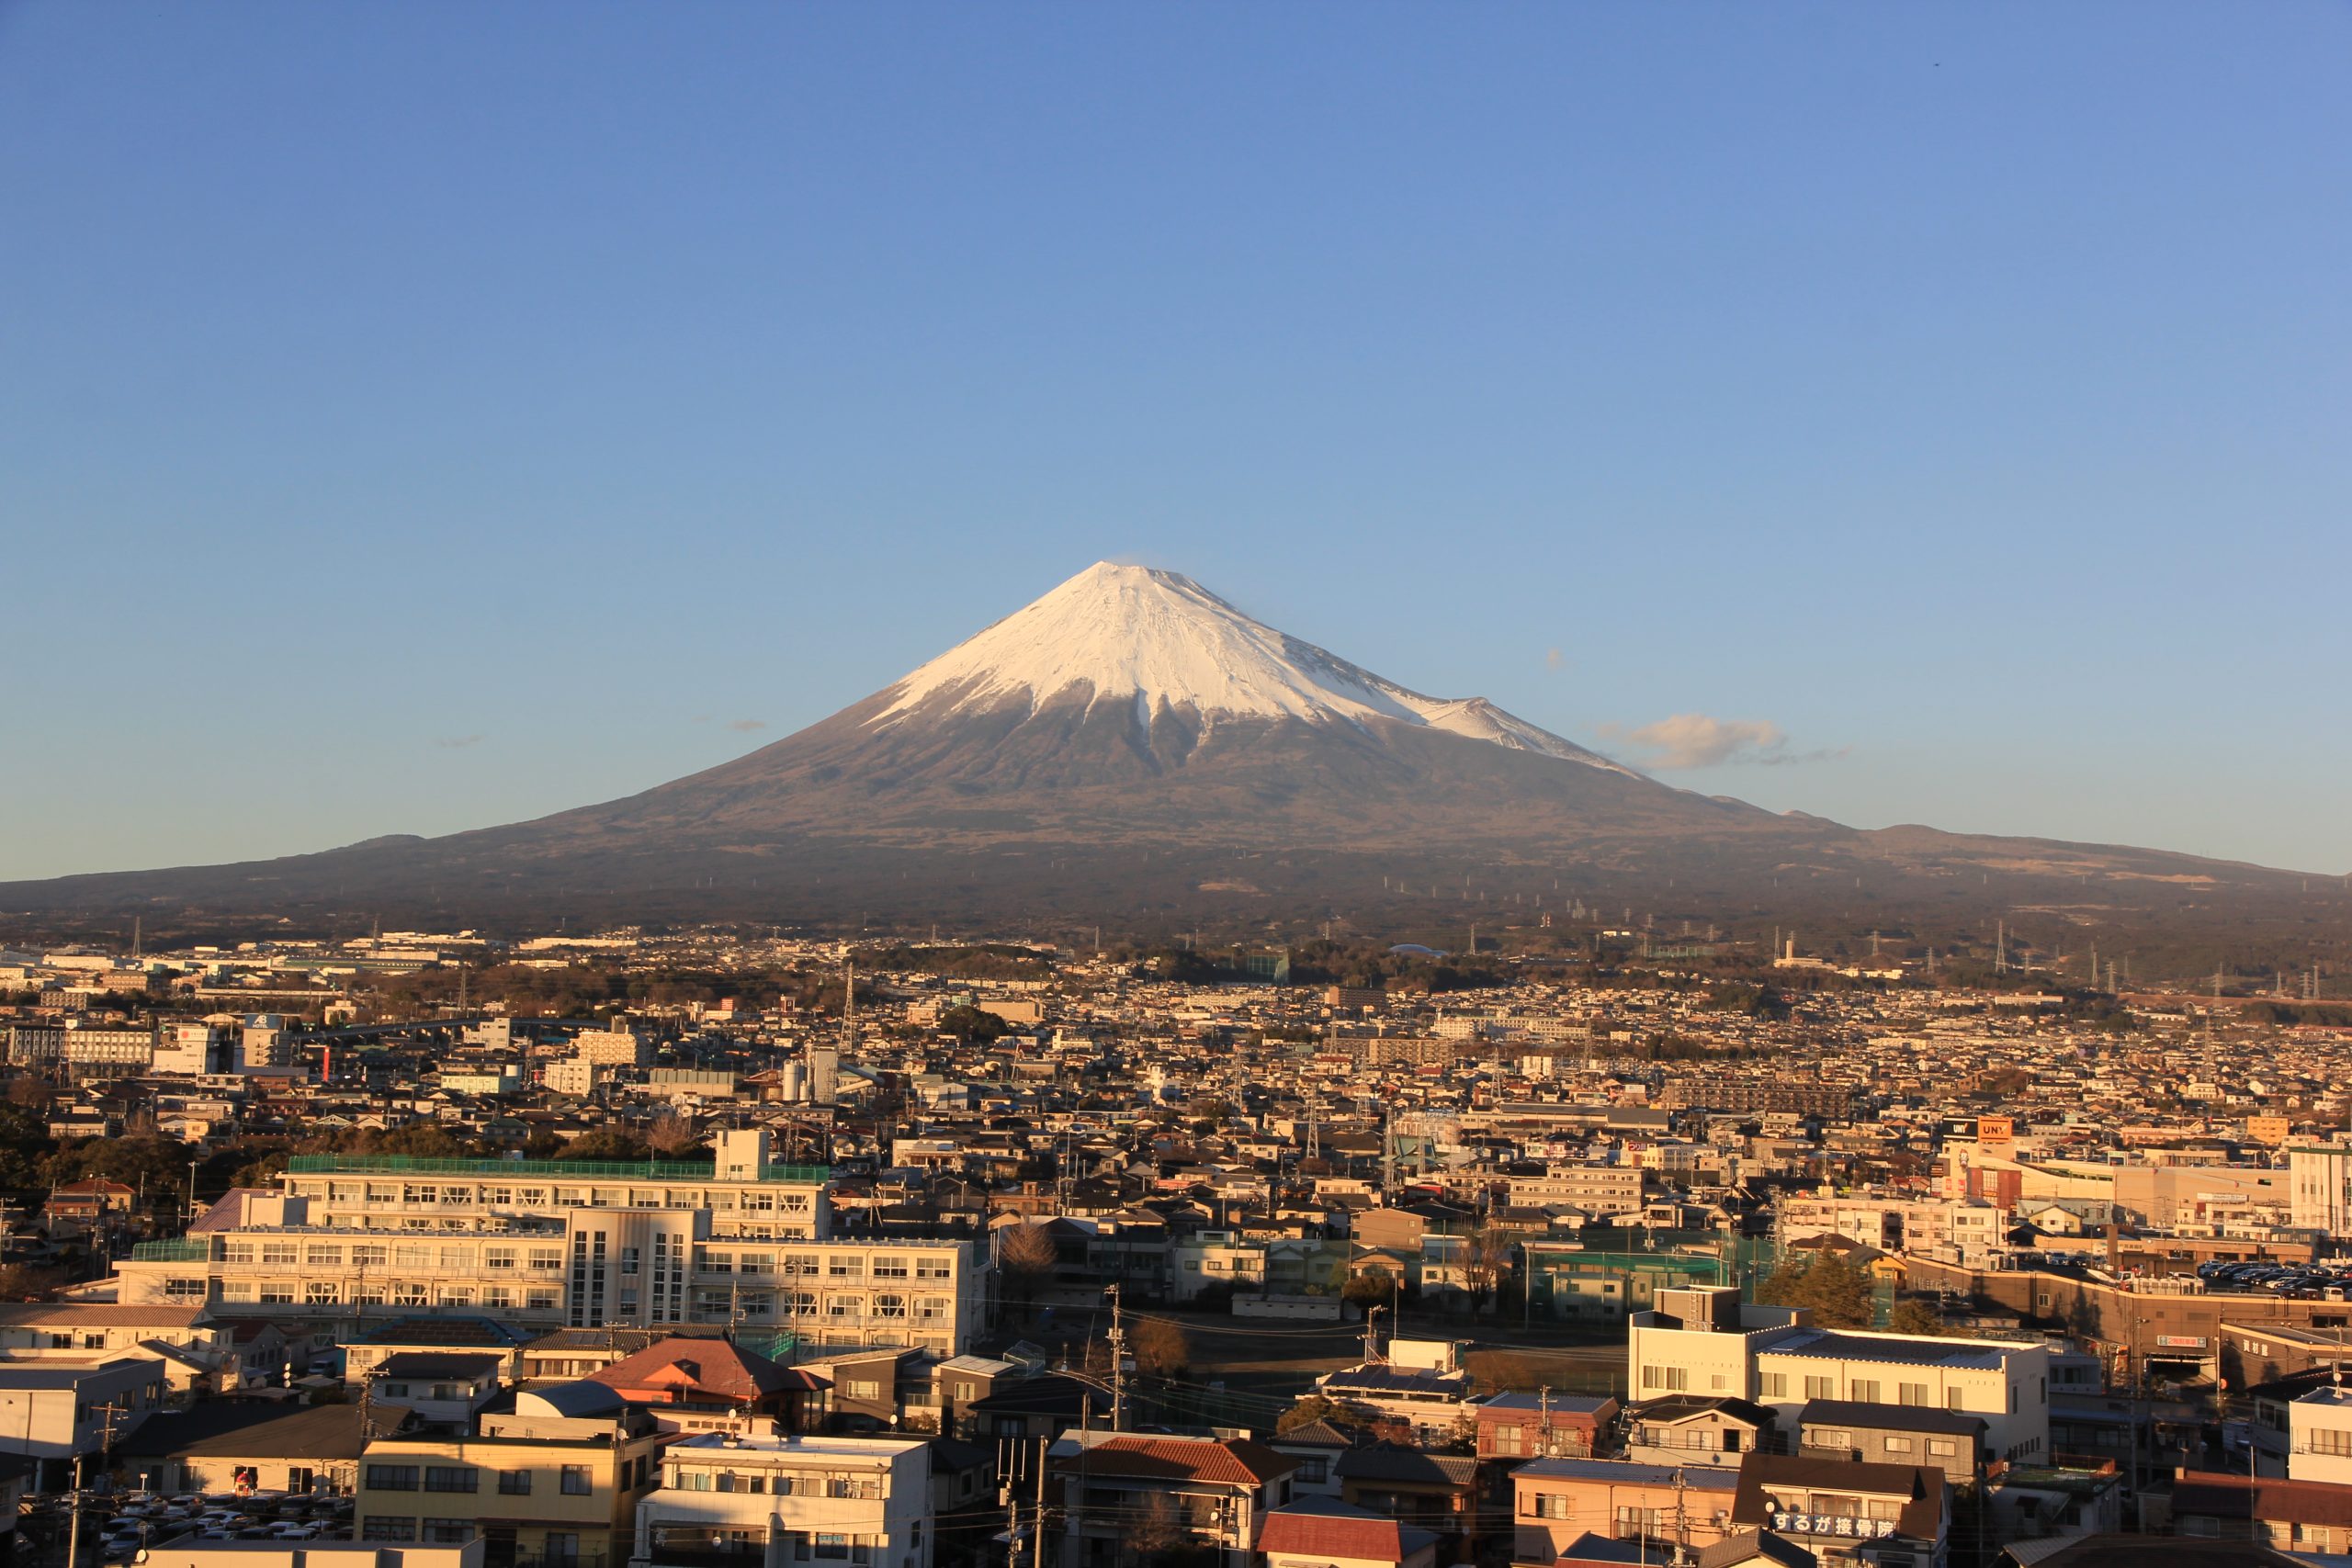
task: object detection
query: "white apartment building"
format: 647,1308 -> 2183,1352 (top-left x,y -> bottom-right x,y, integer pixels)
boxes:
2290,1144 -> 2352,1235
0,1356 -> 170,1484
637,1433 -> 931,1568
1628,1288 -> 2052,1464
2289,1385 -> 2352,1485
110,1133 -> 991,1354
1506,1166 -> 1645,1217
571,1026 -> 654,1069
62,1021 -> 156,1079
152,1023 -> 228,1076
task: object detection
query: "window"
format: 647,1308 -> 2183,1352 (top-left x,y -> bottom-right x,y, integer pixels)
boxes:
1849,1380 -> 1881,1404
362,1517 -> 418,1542
1530,1493 -> 1570,1519
366,1465 -> 420,1492
1813,1429 -> 1852,1449
1948,1389 -> 1968,1412
485,1247 -> 516,1270
424,1520 -> 475,1544
1641,1365 -> 1688,1393
560,1465 -> 593,1495
424,1467 -> 478,1494
1926,1439 -> 1958,1458
1883,1435 -> 1915,1453
1761,1372 -> 1788,1399
874,1256 -> 909,1278
1492,1426 -> 1523,1457
1804,1377 -> 1836,1400
873,1294 -> 907,1319
498,1470 -> 532,1495
2306,1429 -> 2352,1458
262,1243 -> 298,1266
1898,1382 -> 1930,1406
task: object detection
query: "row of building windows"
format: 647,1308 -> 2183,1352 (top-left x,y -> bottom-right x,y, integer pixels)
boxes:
365,1463 -> 593,1495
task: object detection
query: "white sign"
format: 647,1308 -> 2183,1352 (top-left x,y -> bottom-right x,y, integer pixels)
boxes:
1771,1512 -> 1898,1539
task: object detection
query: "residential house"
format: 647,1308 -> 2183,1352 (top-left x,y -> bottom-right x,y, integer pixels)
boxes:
1048,1431 -> 1295,1568
1260,1497 -> 1440,1568
1727,1454 -> 1950,1568
1475,1393 -> 1618,1461
1623,1397 -> 1778,1469
1510,1458 -> 1741,1563
1797,1403 -> 1985,1487
356,1384 -> 667,1568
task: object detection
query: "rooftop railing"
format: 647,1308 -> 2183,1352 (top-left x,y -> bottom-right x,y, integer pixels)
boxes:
285,1155 -> 830,1183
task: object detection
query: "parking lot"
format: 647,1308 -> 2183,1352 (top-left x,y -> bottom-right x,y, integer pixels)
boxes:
29,1489 -> 356,1564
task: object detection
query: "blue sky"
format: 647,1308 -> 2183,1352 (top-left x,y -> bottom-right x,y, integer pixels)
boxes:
3,3 -> 2346,880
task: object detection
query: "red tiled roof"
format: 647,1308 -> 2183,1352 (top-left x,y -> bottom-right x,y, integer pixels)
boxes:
1060,1436 -> 1297,1486
1259,1508 -> 1419,1562
588,1337 -> 795,1404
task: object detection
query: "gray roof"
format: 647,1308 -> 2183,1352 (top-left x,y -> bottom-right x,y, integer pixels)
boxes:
1799,1398 -> 1986,1438
1515,1457 -> 1741,1491
1765,1327 -> 2019,1370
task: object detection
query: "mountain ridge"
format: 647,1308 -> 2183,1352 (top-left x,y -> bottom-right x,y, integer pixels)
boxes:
0,560 -> 2332,957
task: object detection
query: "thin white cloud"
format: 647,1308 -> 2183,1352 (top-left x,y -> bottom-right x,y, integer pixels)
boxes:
1598,713 -> 1845,769
434,733 -> 485,750
726,718 -> 768,733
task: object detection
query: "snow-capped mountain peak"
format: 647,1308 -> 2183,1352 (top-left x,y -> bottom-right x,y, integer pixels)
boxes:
871,561 -> 1634,774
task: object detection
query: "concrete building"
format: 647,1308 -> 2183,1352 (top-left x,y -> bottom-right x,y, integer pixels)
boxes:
1628,1289 -> 2052,1465
637,1432 -> 932,1568
111,1134 -> 990,1353
357,1386 -> 667,1567
2287,1384 -> 2352,1486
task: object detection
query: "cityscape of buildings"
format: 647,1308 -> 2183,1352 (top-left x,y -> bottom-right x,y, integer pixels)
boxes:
0,922 -> 2340,1568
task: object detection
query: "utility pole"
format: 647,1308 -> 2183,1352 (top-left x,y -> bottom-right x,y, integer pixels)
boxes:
1029,1434 -> 1048,1568
1363,1303 -> 1385,1365
1104,1285 -> 1126,1431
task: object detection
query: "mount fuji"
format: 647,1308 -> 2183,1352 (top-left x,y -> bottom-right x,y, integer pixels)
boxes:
0,561 -> 2319,942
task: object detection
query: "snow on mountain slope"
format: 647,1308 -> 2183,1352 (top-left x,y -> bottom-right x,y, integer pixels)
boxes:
871,561 -> 1637,775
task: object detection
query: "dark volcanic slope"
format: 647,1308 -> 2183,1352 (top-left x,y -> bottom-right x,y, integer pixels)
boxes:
0,685 -> 2320,949
1,559 -> 2335,954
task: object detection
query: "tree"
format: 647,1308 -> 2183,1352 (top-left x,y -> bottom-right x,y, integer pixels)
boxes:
937,1005 -> 1011,1043
646,1111 -> 702,1156
1128,1494 -> 1188,1564
0,1263 -> 67,1302
1457,1226 -> 1514,1314
1130,1316 -> 1190,1379
1277,1393 -> 1357,1434
1887,1297 -> 1947,1337
559,1129 -> 652,1163
1755,1249 -> 1874,1329
1343,1266 -> 1398,1312
999,1222 -> 1059,1318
